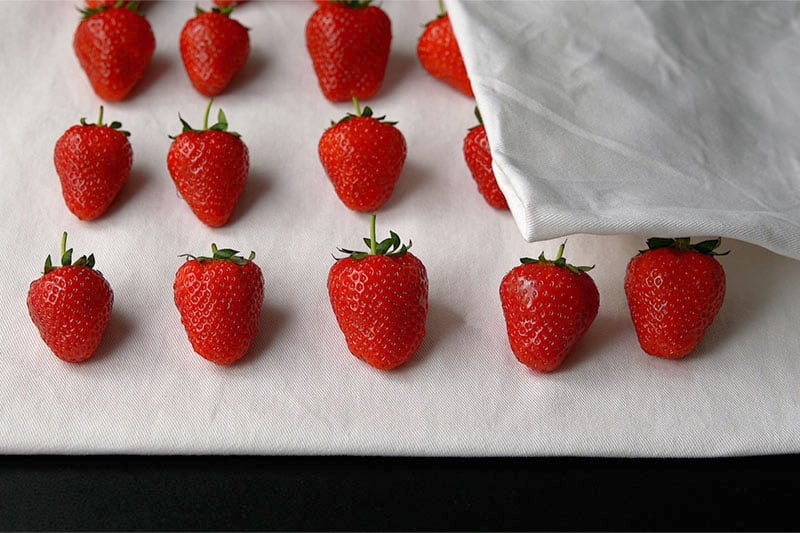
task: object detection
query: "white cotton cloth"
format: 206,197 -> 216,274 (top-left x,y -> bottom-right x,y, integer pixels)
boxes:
0,1 -> 798,457
447,0 -> 800,260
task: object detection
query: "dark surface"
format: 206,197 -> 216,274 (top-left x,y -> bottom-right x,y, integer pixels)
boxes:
1,454 -> 799,531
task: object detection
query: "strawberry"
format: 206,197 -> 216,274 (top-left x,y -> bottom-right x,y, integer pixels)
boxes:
213,0 -> 242,7
328,214 -> 428,370
624,237 -> 727,359
180,5 -> 250,96
73,2 -> 155,101
27,233 -> 114,364
305,0 -> 392,102
318,97 -> 406,212
499,242 -> 599,372
417,1 -> 473,97
463,107 -> 508,210
174,244 -> 264,365
53,106 -> 133,221
167,99 -> 250,227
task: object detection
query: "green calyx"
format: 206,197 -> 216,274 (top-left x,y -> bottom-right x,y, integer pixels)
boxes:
43,232 -> 95,274
519,241 -> 594,275
336,214 -> 411,260
332,96 -> 397,126
468,106 -> 483,131
332,0 -> 373,8
195,3 -> 235,16
180,243 -> 255,266
79,105 -> 130,136
170,99 -> 241,139
640,237 -> 729,256
79,1 -> 140,20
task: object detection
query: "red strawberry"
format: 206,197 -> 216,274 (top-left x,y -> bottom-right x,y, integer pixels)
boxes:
53,106 -> 133,221
213,0 -> 243,7
417,2 -> 473,97
328,214 -> 428,370
174,244 -> 264,365
305,0 -> 392,102
318,97 -> 406,212
624,237 -> 727,359
73,2 -> 155,101
180,5 -> 250,96
167,100 -> 250,227
27,233 -> 114,363
499,243 -> 599,372
463,107 -> 507,210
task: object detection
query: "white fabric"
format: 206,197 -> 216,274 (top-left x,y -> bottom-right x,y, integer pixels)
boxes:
447,0 -> 800,260
0,1 -> 799,457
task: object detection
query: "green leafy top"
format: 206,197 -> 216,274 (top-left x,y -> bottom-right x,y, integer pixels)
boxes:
469,106 -> 484,131
519,241 -> 594,275
79,1 -> 140,20
336,214 -> 411,260
180,243 -> 255,266
170,99 -> 241,139
330,0 -> 373,8
43,232 -> 95,274
79,105 -> 130,136
195,3 -> 235,16
639,237 -> 729,256
331,96 -> 397,126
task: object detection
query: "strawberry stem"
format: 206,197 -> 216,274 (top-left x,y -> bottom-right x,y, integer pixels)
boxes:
519,241 -> 593,274
43,232 -> 95,273
352,96 -> 362,117
60,231 -> 68,260
369,213 -> 377,255
203,99 -> 213,130
334,214 -> 411,260
97,106 -> 104,126
555,241 -> 566,261
438,0 -> 445,17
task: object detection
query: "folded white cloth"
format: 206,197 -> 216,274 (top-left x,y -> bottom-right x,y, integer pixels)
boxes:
448,0 -> 800,260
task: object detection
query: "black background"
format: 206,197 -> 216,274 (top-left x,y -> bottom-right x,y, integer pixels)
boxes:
1,454 -> 799,530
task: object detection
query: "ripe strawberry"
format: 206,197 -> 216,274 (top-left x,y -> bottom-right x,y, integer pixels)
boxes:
174,244 -> 264,365
463,107 -> 508,210
27,233 -> 114,363
167,100 -> 250,227
318,97 -> 406,212
305,0 -> 392,102
417,1 -> 473,97
213,0 -> 242,7
328,214 -> 428,370
180,5 -> 250,96
499,243 -> 599,372
624,237 -> 727,359
73,2 -> 155,101
53,106 -> 133,221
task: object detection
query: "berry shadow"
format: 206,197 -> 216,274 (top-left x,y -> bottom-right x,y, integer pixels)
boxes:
557,313 -> 630,372
91,311 -> 135,363
226,169 -> 271,226
103,167 -> 150,220
225,50 -> 269,94
382,159 -> 432,211
685,244 -> 784,361
379,50 -> 419,99
125,53 -> 174,102
239,301 -> 290,366
398,299 -> 463,371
